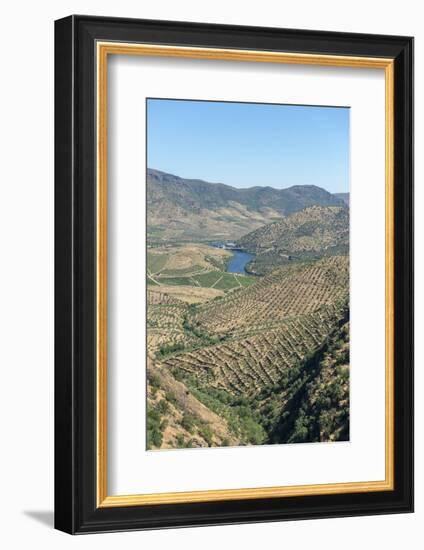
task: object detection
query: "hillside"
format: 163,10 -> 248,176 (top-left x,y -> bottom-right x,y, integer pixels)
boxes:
147,360 -> 238,449
334,192 -> 350,206
147,169 -> 346,242
146,255 -> 349,447
238,205 -> 349,274
255,319 -> 350,443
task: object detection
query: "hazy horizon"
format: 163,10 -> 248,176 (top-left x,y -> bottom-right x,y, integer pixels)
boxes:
147,99 -> 350,194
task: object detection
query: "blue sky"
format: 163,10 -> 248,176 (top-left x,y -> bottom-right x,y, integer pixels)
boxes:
147,99 -> 350,194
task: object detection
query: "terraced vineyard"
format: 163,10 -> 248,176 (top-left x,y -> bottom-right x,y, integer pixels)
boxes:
164,302 -> 347,396
148,307 -> 191,355
147,290 -> 201,354
188,256 -> 348,337
147,289 -> 183,306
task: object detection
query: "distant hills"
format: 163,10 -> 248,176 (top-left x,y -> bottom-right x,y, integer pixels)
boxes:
147,169 -> 347,242
238,205 -> 349,274
334,192 -> 349,206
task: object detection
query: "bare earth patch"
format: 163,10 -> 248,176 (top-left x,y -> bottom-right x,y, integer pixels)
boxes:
150,284 -> 224,304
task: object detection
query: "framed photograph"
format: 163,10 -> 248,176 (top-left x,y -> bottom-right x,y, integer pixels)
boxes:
54,15 -> 413,534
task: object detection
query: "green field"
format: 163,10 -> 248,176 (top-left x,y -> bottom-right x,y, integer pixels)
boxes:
147,275 -> 159,286
195,271 -> 255,290
146,244 -> 256,292
147,252 -> 168,274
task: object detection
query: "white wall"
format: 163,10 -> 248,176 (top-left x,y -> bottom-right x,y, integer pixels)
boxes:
0,0 -> 420,547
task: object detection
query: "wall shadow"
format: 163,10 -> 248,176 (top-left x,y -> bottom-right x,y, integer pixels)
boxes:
23,510 -> 54,528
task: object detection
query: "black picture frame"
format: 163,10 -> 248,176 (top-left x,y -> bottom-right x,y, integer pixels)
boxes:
55,15 -> 414,534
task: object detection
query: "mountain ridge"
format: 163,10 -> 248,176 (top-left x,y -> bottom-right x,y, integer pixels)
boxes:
147,168 -> 347,242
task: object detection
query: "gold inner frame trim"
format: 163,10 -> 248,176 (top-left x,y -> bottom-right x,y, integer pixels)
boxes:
96,41 -> 395,508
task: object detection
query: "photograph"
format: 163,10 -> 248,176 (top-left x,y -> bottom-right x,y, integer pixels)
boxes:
146,98 -> 350,450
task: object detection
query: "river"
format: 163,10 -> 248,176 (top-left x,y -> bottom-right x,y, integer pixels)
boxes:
211,242 -> 254,274
226,250 -> 254,274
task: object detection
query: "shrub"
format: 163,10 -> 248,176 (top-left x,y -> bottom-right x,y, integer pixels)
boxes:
148,428 -> 163,449
158,342 -> 186,357
176,434 -> 186,448
148,373 -> 161,389
156,399 -> 170,415
181,412 -> 196,433
172,368 -> 185,382
166,392 -> 178,405
198,423 -> 214,446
